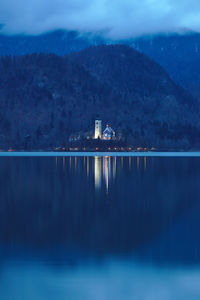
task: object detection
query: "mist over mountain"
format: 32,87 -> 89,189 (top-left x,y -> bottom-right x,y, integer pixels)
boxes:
0,44 -> 199,150
2,0 -> 200,39
0,31 -> 98,56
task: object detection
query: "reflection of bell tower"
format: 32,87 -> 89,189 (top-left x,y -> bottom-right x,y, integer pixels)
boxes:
94,156 -> 101,189
94,119 -> 102,139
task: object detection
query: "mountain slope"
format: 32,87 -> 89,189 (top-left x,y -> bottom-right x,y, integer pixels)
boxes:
0,45 -> 199,150
69,45 -> 187,99
130,33 -> 200,98
1,30 -> 200,99
0,53 -> 114,149
69,45 -> 200,148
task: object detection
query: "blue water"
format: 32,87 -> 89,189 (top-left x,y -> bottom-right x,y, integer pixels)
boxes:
0,155 -> 200,299
1,151 -> 200,156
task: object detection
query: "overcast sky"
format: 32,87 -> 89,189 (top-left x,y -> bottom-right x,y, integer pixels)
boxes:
1,0 -> 200,38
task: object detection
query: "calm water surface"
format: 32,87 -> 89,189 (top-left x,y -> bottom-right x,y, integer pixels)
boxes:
1,156 -> 200,299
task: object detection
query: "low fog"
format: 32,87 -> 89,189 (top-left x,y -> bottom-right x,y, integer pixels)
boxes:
1,0 -> 200,38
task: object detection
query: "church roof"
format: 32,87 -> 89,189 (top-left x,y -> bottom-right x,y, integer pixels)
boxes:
103,126 -> 115,135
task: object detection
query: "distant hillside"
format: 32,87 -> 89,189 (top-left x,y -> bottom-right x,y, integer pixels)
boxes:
69,45 -> 186,100
0,45 -> 199,150
1,30 -> 200,98
131,33 -> 200,99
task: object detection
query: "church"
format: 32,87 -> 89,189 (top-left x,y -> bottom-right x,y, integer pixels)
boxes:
94,119 -> 115,140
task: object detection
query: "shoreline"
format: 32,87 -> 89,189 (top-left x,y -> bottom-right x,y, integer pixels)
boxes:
1,151 -> 200,157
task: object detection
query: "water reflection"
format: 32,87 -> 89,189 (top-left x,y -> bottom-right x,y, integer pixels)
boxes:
0,156 -> 200,299
87,156 -> 89,177
1,261 -> 200,300
62,156 -> 65,169
69,156 -> 72,168
144,156 -> 147,169
121,156 -> 123,168
104,156 -> 110,194
94,156 -> 148,192
129,156 -> 131,169
94,156 -> 115,192
113,156 -> 117,178
94,156 -> 101,189
137,156 -> 140,169
75,156 -> 77,170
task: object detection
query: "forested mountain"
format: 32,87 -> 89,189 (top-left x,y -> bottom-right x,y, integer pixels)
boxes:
1,30 -> 200,98
0,45 -> 199,150
131,33 -> 200,99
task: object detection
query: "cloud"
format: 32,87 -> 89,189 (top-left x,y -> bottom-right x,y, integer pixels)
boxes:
1,0 -> 200,38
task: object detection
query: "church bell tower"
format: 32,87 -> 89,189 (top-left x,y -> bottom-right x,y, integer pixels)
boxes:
94,119 -> 102,139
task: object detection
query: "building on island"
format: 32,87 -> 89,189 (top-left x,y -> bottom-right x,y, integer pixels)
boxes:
94,119 -> 102,139
94,120 -> 115,140
102,125 -> 115,140
69,119 -> 116,143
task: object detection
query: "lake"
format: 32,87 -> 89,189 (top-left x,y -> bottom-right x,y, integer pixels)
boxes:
1,154 -> 200,299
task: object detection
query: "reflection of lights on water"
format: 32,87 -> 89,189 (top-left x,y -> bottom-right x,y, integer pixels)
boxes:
63,157 -> 65,169
94,156 -> 113,194
144,157 -> 147,170
108,157 -> 111,193
87,157 -> 89,177
113,157 -> 117,178
69,157 -> 72,168
95,156 -> 149,193
137,157 -> 140,169
103,156 -> 110,194
58,156 -> 148,185
83,156 -> 86,167
121,157 -> 123,167
75,157 -> 77,170
129,157 -> 131,169
56,157 -> 58,167
94,156 -> 101,189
